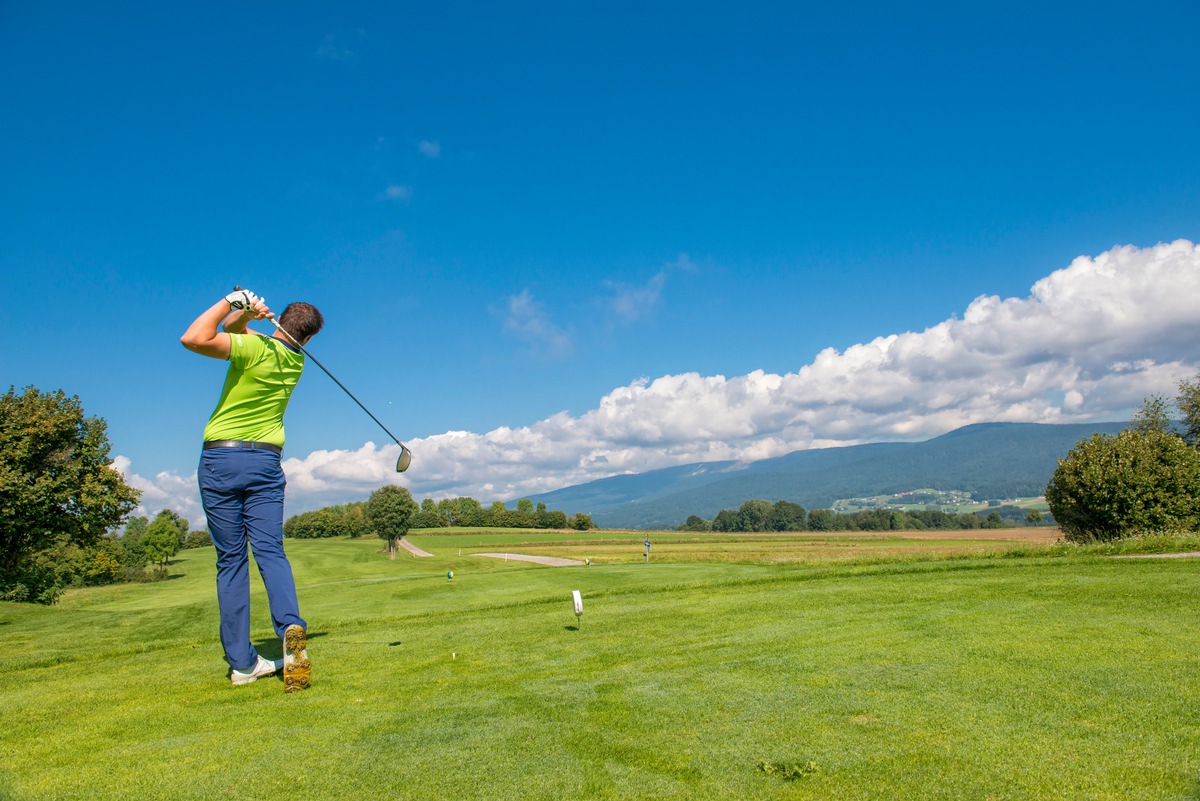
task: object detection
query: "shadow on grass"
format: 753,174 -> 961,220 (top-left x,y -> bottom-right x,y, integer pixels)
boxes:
252,630 -> 327,660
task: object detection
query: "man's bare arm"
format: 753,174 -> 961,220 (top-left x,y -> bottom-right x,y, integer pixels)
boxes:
182,295 -> 273,360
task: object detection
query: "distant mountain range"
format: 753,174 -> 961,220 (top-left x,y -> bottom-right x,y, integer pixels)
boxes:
521,422 -> 1127,530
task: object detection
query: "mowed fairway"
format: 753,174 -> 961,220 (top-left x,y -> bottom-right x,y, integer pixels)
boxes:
2,532 -> 1198,800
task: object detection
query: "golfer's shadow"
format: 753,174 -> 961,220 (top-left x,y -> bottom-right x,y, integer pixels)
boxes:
253,630 -> 327,661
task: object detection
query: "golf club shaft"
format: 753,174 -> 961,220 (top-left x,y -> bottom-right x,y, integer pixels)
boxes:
270,317 -> 406,449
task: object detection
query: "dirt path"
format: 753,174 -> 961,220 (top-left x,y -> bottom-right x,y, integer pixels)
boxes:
398,537 -> 433,557
473,553 -> 585,567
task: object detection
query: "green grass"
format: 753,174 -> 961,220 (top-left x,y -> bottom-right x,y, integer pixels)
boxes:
2,534 -> 1199,800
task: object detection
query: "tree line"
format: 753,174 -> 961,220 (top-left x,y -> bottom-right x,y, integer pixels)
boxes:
284,492 -> 595,540
676,500 -> 1041,533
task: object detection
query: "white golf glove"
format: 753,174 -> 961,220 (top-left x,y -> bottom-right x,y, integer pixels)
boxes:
225,288 -> 262,311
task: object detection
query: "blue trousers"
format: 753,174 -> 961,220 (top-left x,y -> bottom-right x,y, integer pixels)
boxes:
198,447 -> 306,671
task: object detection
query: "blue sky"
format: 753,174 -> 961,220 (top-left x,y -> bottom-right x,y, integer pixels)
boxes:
2,2 -> 1199,527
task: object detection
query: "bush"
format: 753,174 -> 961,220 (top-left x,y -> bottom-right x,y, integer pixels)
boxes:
0,558 -> 64,604
183,530 -> 212,549
569,513 -> 596,531
1046,429 -> 1200,542
678,515 -> 711,532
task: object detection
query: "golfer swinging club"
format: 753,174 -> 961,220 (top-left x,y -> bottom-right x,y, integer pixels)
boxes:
181,288 -> 322,691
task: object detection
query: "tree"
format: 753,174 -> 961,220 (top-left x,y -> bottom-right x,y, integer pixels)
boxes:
152,509 -> 189,548
83,537 -> 125,585
767,501 -> 807,532
436,498 -> 463,526
509,500 -> 535,528
570,513 -> 595,531
120,516 -> 151,568
1177,373 -> 1200,447
1045,429 -> 1200,542
678,515 -> 710,532
735,500 -> 773,532
1025,509 -> 1043,525
1129,394 -> 1174,435
412,498 -> 444,529
184,529 -> 212,549
539,510 -> 568,529
807,509 -> 836,532
0,386 -> 140,602
142,510 -> 184,570
710,509 -> 738,532
284,502 -> 370,539
458,497 -> 485,526
284,509 -> 337,539
342,503 -> 370,538
365,485 -> 418,559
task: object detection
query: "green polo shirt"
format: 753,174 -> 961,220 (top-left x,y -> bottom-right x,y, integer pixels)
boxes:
202,333 -> 305,447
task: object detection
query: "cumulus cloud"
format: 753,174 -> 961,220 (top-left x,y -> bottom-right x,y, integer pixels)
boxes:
124,241 -> 1200,520
499,289 -> 573,358
111,456 -> 204,529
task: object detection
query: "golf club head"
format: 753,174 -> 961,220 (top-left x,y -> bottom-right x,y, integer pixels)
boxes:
396,445 -> 413,473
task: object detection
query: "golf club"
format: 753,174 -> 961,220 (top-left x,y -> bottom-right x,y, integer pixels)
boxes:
241,291 -> 412,472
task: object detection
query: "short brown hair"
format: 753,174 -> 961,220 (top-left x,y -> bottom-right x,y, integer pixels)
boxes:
278,302 -> 324,342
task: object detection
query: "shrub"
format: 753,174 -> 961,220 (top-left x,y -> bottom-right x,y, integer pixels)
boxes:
1046,429 -> 1200,542
569,513 -> 596,531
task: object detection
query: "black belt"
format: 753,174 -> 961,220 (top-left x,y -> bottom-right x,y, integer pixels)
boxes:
203,440 -> 282,455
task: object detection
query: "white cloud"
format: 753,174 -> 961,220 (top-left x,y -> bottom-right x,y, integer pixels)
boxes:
418,140 -> 440,158
605,253 -> 695,322
499,289 -> 573,358
607,271 -> 666,321
123,241 -> 1200,522
111,455 -> 204,530
384,184 -> 411,200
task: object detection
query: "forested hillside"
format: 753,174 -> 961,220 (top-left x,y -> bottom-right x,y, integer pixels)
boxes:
521,422 -> 1127,529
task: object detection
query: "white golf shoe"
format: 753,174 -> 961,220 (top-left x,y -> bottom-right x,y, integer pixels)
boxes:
230,654 -> 282,686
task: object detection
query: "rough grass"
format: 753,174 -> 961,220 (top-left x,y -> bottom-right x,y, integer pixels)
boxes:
409,526 -> 1063,566
1,533 -> 1198,800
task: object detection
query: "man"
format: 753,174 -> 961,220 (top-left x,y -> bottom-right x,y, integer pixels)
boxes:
181,288 -> 322,692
